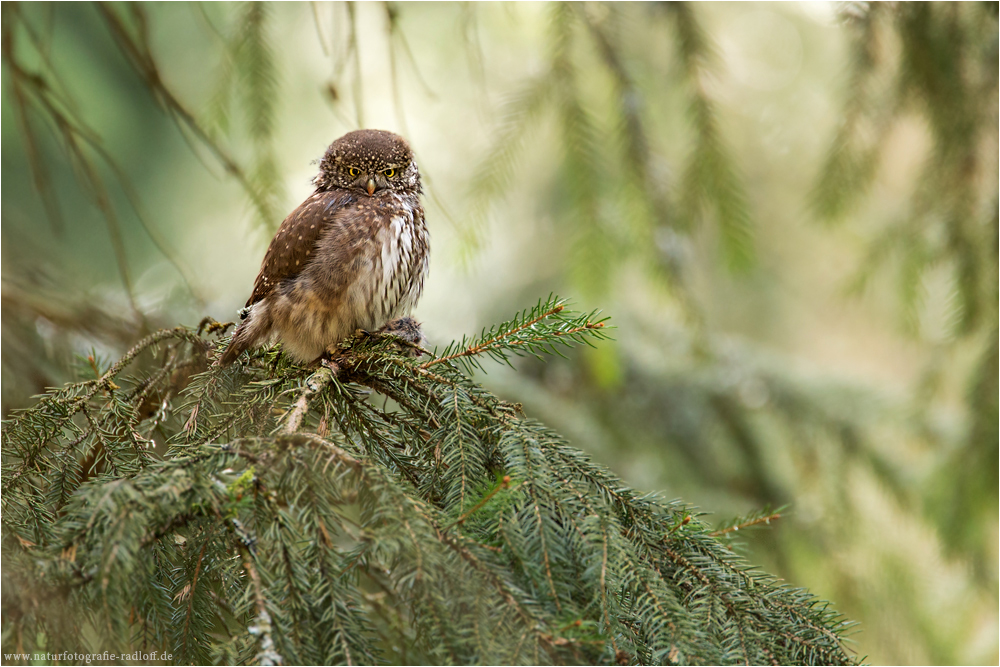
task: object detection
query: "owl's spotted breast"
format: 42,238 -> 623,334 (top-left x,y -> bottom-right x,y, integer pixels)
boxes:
219,129 -> 429,366
291,191 -> 427,341
371,198 -> 427,324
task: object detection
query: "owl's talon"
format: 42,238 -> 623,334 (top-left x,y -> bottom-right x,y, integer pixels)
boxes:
378,316 -> 427,358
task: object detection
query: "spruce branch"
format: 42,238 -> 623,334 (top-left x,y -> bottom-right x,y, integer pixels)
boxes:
1,299 -> 857,665
710,508 -> 785,538
94,3 -> 275,224
423,295 -> 611,374
667,2 -> 756,272
279,367 -> 336,434
445,474 -> 512,531
241,545 -> 284,667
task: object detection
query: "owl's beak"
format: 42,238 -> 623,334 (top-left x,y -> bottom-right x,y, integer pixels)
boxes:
366,178 -> 376,196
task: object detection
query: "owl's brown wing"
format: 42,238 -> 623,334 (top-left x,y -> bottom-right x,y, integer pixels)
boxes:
244,189 -> 357,309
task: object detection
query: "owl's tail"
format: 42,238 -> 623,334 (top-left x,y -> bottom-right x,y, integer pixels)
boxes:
217,328 -> 250,366
217,306 -> 270,366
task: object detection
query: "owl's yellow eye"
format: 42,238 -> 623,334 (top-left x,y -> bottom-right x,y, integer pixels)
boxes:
348,167 -> 361,177
383,168 -> 396,178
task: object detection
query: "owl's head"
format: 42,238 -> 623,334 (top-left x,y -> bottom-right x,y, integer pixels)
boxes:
315,129 -> 421,196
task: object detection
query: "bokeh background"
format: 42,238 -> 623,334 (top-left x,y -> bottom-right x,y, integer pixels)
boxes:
2,2 -> 996,664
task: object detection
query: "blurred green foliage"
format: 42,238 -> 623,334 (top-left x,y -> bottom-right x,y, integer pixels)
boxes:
2,2 -> 996,664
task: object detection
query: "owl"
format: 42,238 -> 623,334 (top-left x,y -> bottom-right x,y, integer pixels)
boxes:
219,129 -> 429,366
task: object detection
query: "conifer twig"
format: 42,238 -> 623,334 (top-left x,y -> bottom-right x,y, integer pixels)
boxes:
240,545 -> 283,666
421,301 -> 607,372
94,3 -> 274,221
294,431 -> 361,468
422,304 -> 566,368
445,475 -> 511,531
709,511 -> 783,537
280,366 -> 336,434
181,539 -> 209,655
669,514 -> 692,535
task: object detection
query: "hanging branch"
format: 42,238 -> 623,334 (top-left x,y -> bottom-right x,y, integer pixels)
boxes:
2,7 -> 209,304
94,2 -> 273,222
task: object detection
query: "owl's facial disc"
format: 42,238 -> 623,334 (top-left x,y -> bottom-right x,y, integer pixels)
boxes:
316,129 -> 420,194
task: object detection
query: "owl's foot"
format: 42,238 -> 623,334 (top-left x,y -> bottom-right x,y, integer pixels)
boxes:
377,317 -> 428,357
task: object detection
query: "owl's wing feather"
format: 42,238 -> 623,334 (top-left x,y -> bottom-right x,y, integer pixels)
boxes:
219,189 -> 357,366
244,189 -> 357,308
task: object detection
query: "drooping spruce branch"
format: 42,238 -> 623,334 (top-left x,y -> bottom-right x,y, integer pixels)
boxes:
94,2 -> 278,226
812,2 -> 997,341
811,1 -> 998,568
1,299 -> 857,665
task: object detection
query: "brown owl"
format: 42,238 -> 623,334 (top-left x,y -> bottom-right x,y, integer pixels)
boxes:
219,129 -> 429,365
